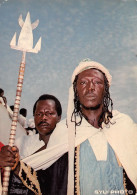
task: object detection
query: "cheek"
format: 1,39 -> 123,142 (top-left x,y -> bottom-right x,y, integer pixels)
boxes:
34,117 -> 40,126
51,118 -> 58,126
97,88 -> 105,99
77,86 -> 85,98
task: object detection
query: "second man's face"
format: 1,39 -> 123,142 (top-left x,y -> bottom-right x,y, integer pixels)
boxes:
34,99 -> 60,136
76,68 -> 105,109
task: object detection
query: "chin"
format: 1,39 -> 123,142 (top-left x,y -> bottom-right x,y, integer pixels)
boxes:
82,103 -> 101,110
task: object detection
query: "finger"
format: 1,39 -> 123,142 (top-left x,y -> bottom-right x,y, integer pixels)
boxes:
1,161 -> 16,168
1,145 -> 10,152
3,156 -> 16,164
11,156 -> 20,170
6,146 -> 18,158
12,147 -> 20,159
2,145 -> 15,156
2,154 -> 18,168
1,147 -> 15,159
11,146 -> 18,152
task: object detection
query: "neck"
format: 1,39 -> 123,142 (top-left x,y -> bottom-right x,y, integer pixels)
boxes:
39,134 -> 51,145
81,105 -> 103,128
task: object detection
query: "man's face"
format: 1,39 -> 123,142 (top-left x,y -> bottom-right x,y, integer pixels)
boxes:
76,69 -> 105,109
34,99 -> 60,136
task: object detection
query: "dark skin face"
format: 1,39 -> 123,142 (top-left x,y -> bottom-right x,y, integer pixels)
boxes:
34,99 -> 61,144
76,69 -> 105,128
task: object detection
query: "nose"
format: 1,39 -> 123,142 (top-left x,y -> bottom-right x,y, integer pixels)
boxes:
88,81 -> 95,92
41,113 -> 48,120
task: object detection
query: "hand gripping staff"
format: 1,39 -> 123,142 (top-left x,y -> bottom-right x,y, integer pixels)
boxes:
2,12 -> 41,195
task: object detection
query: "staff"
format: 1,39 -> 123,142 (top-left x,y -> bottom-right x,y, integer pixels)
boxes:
2,12 -> 41,195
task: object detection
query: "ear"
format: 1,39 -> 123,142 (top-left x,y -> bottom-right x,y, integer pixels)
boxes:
57,115 -> 61,123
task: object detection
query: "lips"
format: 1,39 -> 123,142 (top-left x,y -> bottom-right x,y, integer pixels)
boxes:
85,94 -> 96,100
38,122 -> 49,127
41,123 -> 49,127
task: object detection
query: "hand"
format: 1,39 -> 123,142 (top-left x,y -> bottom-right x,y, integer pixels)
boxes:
11,146 -> 20,170
0,145 -> 20,170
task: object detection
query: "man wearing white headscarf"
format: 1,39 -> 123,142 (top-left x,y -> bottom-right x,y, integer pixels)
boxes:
1,59 -> 137,195
61,58 -> 137,195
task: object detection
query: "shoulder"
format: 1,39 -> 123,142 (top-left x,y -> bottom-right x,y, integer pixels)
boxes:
54,118 -> 67,132
104,110 -> 137,137
111,110 -> 135,125
15,134 -> 44,159
47,119 -> 68,148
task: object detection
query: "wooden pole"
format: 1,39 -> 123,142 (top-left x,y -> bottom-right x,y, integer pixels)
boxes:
2,51 -> 26,195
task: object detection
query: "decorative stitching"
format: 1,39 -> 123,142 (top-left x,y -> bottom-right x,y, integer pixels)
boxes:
19,161 -> 42,195
123,171 -> 128,195
74,145 -> 80,195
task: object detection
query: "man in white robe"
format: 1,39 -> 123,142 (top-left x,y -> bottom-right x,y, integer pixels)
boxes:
15,59 -> 137,195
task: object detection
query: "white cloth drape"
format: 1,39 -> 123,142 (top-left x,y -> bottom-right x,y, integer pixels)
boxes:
15,110 -> 137,189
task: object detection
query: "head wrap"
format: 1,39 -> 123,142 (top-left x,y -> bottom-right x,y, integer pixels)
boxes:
67,59 -> 112,195
71,58 -> 112,85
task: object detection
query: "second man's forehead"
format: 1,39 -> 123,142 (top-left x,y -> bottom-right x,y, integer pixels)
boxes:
77,68 -> 105,80
36,99 -> 56,109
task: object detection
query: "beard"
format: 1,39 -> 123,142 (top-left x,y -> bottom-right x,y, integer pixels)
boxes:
81,103 -> 101,110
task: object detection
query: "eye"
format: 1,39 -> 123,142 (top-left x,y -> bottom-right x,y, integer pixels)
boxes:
93,79 -> 102,85
46,112 -> 54,116
95,81 -> 100,84
35,113 -> 42,117
80,81 -> 87,85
